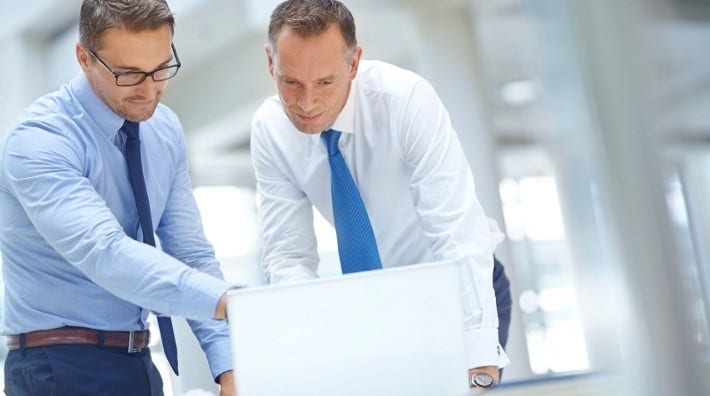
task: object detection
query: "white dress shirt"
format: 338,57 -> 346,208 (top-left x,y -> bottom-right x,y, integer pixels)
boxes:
251,59 -> 508,369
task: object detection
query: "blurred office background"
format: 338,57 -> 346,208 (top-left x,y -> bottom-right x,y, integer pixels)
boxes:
1,0 -> 709,395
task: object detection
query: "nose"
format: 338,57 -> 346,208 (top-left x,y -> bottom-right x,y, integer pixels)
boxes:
133,76 -> 159,97
297,86 -> 317,113
139,75 -> 157,89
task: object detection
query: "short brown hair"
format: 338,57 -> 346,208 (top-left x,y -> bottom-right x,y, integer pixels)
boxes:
79,0 -> 175,51
268,0 -> 357,54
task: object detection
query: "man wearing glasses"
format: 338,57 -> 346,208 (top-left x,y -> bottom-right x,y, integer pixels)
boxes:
0,1 -> 236,395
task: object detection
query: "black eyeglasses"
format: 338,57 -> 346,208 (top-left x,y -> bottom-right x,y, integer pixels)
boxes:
89,43 -> 181,87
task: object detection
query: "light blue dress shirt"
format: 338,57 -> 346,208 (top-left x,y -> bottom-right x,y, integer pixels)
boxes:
0,73 -> 233,379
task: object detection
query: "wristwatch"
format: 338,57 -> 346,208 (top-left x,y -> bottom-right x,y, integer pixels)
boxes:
470,372 -> 495,388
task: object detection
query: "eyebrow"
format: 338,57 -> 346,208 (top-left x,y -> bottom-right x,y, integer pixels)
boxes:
279,72 -> 336,83
113,54 -> 175,72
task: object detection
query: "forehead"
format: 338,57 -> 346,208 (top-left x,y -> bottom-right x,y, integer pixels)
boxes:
97,26 -> 174,68
273,25 -> 349,77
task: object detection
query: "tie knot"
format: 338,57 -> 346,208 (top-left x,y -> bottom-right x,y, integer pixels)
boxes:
321,129 -> 342,157
122,120 -> 140,140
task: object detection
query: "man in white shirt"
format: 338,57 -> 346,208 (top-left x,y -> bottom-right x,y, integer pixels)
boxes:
251,0 -> 509,389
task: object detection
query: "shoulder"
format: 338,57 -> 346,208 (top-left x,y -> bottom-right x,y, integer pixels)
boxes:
4,87 -> 83,151
356,59 -> 429,98
353,60 -> 440,128
252,95 -> 288,130
0,89 -> 86,184
251,95 -> 300,142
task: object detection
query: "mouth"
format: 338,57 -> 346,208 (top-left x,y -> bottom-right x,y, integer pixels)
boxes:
126,97 -> 154,106
296,112 -> 323,122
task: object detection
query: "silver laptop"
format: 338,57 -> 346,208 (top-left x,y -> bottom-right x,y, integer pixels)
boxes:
227,259 -> 470,396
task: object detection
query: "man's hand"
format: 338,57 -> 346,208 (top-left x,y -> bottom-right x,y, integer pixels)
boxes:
217,370 -> 236,396
468,366 -> 499,393
214,293 -> 228,320
215,285 -> 248,320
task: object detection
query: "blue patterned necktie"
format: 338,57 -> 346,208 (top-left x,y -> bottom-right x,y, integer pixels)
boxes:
122,120 -> 179,375
321,129 -> 383,274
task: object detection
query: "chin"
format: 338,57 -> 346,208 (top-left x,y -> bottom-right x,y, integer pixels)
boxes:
290,119 -> 324,134
297,127 -> 324,135
122,105 -> 159,122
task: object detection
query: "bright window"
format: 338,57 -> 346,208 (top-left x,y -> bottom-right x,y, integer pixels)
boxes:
500,175 -> 590,374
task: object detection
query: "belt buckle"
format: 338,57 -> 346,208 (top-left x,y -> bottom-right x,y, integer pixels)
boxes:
127,331 -> 140,353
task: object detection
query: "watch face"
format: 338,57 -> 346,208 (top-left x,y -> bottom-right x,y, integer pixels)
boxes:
472,372 -> 495,388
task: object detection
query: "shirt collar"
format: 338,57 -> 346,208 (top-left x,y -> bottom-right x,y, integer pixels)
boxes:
70,72 -> 125,139
327,77 -> 357,135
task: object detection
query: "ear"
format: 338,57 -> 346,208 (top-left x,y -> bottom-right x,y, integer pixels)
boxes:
349,46 -> 362,80
76,43 -> 92,73
265,44 -> 275,77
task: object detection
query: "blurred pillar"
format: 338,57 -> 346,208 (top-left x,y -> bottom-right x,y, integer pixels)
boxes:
535,0 -> 701,394
523,0 -> 628,377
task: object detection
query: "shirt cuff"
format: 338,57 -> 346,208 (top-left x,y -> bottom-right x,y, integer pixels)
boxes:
266,265 -> 318,284
464,327 -> 510,369
202,335 -> 234,381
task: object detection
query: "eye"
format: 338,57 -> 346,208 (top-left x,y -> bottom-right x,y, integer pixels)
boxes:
283,79 -> 299,86
319,80 -> 333,86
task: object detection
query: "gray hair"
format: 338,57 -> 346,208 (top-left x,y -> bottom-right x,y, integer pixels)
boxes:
79,0 -> 175,51
268,0 -> 357,56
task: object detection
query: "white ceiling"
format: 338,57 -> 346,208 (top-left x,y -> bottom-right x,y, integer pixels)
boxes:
2,0 -> 709,187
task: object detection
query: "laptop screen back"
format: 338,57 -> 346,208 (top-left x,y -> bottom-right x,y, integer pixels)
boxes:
227,260 -> 469,396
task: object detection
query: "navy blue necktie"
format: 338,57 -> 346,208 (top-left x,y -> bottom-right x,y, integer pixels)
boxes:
122,120 -> 179,375
321,130 -> 383,274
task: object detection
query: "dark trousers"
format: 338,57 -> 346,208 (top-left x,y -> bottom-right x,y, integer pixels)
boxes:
4,345 -> 163,396
493,256 -> 512,380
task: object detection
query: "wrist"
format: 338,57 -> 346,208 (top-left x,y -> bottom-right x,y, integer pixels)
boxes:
468,366 -> 499,388
217,370 -> 234,385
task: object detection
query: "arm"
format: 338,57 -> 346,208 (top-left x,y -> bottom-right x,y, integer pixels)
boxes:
2,124 -> 230,321
155,127 -> 233,381
398,80 -> 508,371
250,118 -> 319,283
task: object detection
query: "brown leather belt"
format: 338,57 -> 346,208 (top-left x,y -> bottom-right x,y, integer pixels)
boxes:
6,326 -> 150,352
